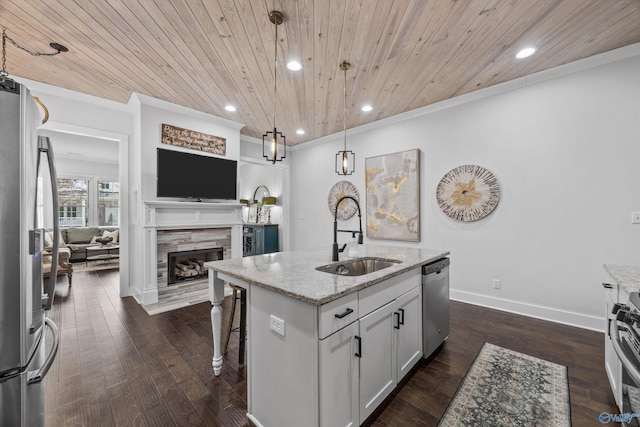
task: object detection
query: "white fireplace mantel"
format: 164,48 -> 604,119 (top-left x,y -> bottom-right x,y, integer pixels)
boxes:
138,200 -> 243,305
142,200 -> 243,229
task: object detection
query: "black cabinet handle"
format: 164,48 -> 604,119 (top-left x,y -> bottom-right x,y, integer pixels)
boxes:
394,312 -> 400,329
602,283 -> 614,289
335,308 -> 354,319
399,308 -> 405,325
355,335 -> 362,358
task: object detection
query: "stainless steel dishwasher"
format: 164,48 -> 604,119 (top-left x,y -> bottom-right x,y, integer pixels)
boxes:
422,258 -> 450,358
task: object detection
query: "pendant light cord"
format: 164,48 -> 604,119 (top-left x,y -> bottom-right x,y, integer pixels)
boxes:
343,64 -> 347,151
1,29 -> 6,77
272,20 -> 278,130
1,27 -> 67,77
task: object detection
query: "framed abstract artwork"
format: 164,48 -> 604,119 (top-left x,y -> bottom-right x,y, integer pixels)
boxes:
365,149 -> 420,241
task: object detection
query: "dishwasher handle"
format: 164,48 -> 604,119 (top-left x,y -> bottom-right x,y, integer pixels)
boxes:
422,258 -> 450,276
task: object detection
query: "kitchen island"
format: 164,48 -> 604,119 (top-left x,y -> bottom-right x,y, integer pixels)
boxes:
205,245 -> 449,427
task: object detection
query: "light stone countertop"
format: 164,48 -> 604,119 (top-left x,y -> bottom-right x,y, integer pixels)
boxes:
604,264 -> 640,294
205,245 -> 450,305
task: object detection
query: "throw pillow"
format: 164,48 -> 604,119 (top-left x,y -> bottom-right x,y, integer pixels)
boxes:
44,229 -> 66,248
102,229 -> 119,243
44,230 -> 54,248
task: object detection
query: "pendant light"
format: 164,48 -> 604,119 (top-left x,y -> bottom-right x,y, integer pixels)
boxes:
263,11 -> 286,164
336,61 -> 355,175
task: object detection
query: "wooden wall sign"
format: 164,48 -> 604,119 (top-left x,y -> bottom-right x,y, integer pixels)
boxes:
161,123 -> 226,155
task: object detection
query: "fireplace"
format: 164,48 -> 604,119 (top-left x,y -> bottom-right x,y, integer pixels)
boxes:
167,247 -> 223,285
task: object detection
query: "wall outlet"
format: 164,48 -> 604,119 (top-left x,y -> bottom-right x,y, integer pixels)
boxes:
632,212 -> 640,224
493,279 -> 501,289
270,315 -> 286,336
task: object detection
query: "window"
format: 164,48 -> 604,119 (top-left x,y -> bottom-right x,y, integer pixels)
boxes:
98,181 -> 120,226
57,177 -> 119,228
58,178 -> 88,227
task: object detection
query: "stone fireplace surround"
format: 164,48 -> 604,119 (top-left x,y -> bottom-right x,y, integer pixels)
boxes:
139,201 -> 243,313
157,228 -> 229,298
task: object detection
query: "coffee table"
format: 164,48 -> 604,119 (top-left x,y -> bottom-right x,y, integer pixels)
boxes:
86,244 -> 120,267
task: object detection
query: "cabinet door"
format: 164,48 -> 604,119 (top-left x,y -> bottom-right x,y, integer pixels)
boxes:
319,321 -> 359,427
254,226 -> 264,255
263,225 -> 279,254
243,226 -> 256,257
396,286 -> 423,381
359,301 -> 396,422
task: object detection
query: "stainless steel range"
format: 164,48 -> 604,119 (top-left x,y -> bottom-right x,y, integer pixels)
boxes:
610,292 -> 640,426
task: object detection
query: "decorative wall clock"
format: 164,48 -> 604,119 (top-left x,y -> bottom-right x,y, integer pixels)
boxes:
436,165 -> 500,222
328,181 -> 360,220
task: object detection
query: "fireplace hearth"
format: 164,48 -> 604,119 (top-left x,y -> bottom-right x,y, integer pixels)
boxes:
168,247 -> 223,285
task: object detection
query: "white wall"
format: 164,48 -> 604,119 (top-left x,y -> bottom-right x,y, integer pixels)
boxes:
238,156 -> 289,251
126,94 -> 244,303
128,93 -> 243,202
15,77 -> 133,296
290,48 -> 640,330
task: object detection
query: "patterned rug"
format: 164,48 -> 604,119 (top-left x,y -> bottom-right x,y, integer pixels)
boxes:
439,342 -> 571,427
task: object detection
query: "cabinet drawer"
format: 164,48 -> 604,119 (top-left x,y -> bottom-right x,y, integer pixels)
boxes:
319,292 -> 359,339
359,269 -> 420,317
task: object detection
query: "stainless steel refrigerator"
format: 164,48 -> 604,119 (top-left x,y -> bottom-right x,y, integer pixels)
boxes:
0,78 -> 60,425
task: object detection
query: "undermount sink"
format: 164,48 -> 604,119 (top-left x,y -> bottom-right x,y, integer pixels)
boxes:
315,257 -> 402,276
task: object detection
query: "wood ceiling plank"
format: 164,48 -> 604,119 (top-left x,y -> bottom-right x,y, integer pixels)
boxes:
363,0 -> 470,123
72,0 -> 207,108
345,0 -> 398,129
350,0 -> 438,128
124,0 -> 225,113
1,0 -> 136,103
288,0 -> 317,143
198,0 -> 274,137
398,0 -> 549,114
2,0 -> 639,144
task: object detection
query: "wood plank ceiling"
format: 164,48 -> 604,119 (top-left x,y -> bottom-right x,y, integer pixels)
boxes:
2,1 -> 640,146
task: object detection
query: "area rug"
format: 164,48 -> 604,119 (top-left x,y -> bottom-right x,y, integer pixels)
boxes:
438,342 -> 571,427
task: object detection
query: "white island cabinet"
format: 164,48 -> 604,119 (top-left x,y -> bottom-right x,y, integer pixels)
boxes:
206,245 -> 449,427
320,269 -> 422,426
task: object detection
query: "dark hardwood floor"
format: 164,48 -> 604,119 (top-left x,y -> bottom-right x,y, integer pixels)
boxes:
44,269 -> 617,426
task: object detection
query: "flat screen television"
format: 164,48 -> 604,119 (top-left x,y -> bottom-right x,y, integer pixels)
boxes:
156,148 -> 237,200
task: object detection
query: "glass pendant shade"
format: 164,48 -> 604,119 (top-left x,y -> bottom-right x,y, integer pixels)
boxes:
336,150 -> 355,175
263,128 -> 286,164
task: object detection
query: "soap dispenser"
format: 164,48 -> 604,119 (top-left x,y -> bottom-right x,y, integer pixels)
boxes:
348,232 -> 359,257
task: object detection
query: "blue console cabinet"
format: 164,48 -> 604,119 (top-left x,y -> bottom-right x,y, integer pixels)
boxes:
243,224 -> 279,256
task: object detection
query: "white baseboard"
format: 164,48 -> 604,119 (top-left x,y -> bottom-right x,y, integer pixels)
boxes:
450,289 -> 604,332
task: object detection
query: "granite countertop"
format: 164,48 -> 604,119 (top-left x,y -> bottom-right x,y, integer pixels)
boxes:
204,245 -> 449,305
604,264 -> 640,294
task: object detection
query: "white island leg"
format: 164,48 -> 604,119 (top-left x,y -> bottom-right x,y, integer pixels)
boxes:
208,269 -> 226,376
210,300 -> 223,376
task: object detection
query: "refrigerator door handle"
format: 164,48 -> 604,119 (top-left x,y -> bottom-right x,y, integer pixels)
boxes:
37,136 -> 59,311
27,317 -> 59,385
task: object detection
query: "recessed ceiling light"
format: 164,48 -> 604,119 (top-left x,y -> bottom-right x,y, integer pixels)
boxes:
516,47 -> 536,59
224,105 -> 236,112
287,61 -> 302,71
296,129 -> 305,135
361,105 -> 373,112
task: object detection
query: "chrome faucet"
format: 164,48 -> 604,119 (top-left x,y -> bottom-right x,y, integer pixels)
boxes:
332,196 -> 364,261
